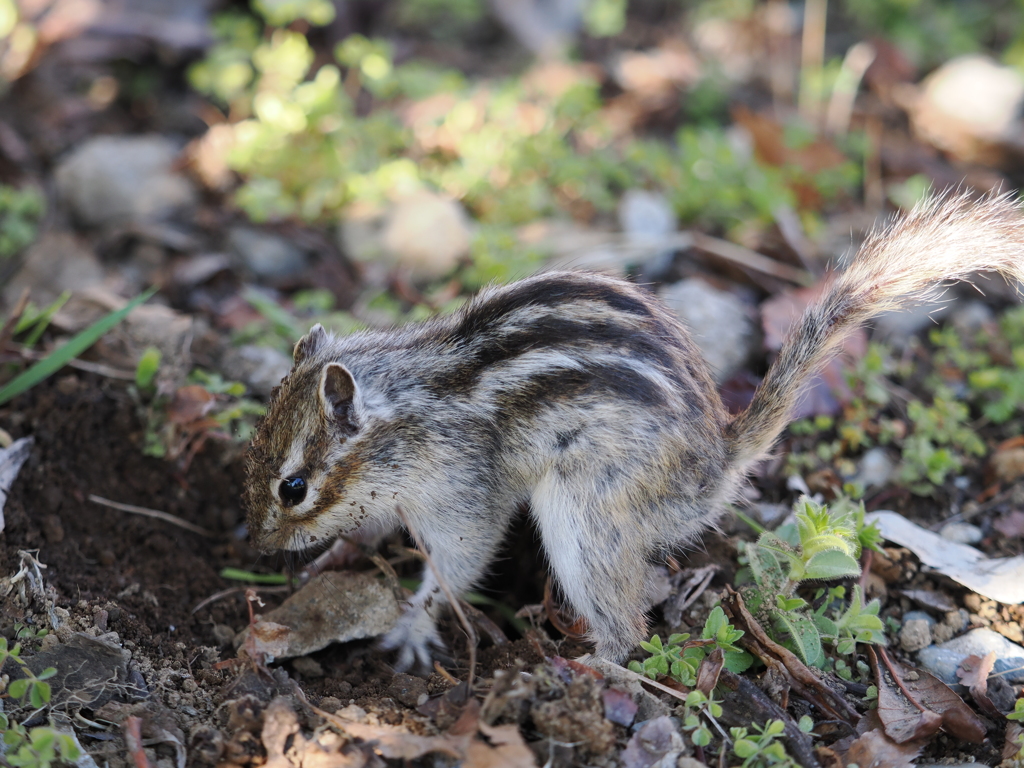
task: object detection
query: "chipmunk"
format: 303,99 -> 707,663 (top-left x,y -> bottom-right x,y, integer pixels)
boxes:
243,193 -> 1024,671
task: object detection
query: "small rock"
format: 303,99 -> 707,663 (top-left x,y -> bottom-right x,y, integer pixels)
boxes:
899,618 -> 932,652
902,610 -> 935,626
381,191 -> 472,282
291,656 -> 324,679
3,233 -> 104,306
220,344 -> 292,397
586,658 -> 669,723
939,522 -> 983,545
851,447 -> 894,489
56,135 -> 197,228
918,627 -> 1024,684
911,54 -> 1024,165
318,696 -> 343,713
619,190 -> 676,240
622,716 -> 684,768
228,227 -> 309,280
618,190 -> 676,274
387,673 -> 429,707
660,278 -> 756,383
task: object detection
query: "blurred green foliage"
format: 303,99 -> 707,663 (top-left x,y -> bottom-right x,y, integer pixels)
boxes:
0,185 -> 44,259
188,0 -> 862,278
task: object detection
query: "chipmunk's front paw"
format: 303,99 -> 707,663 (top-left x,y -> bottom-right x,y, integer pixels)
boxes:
380,608 -> 445,674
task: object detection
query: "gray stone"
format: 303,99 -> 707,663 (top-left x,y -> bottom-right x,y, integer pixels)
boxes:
622,716 -> 684,768
940,521 -> 983,545
221,344 -> 292,397
902,611 -> 936,626
899,618 -> 932,652
619,190 -> 676,240
228,227 -> 309,280
619,190 -> 676,272
3,233 -> 104,306
950,300 -> 995,335
585,657 -> 670,723
851,447 -> 894,489
235,571 -> 401,660
917,627 -> 1024,684
55,136 -> 197,228
381,191 -> 472,282
659,278 -> 755,383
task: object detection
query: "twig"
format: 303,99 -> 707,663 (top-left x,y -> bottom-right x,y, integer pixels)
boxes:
575,654 -> 694,703
125,716 -> 152,768
191,584 -> 291,615
722,587 -> 860,723
433,661 -> 460,685
89,494 -> 218,538
798,0 -> 828,126
690,232 -> 813,285
825,42 -> 876,137
395,504 -> 477,688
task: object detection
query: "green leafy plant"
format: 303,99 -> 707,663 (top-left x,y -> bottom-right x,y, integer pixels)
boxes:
134,346 -> 161,392
680,689 -> 721,748
628,606 -> 753,684
0,637 -> 80,768
730,719 -> 799,768
740,496 -> 884,668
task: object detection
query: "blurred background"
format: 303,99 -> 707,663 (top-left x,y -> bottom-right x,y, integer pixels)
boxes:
5,0 -> 1024,490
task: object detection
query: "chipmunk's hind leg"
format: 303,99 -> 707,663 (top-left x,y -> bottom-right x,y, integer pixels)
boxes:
530,471 -> 653,663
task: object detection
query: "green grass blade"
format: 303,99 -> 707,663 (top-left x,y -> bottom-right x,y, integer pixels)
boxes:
0,287 -> 157,407
219,568 -> 290,585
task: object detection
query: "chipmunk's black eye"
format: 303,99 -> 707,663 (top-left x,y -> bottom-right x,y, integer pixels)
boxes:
279,477 -> 307,506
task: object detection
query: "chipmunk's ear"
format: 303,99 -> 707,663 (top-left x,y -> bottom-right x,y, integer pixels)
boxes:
294,324 -> 328,364
320,362 -> 358,435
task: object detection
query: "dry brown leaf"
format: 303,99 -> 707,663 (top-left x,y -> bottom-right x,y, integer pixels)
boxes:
844,728 -> 922,768
696,647 -> 724,696
870,647 -> 986,744
167,385 -> 215,424
466,722 -> 536,768
1003,721 -> 1024,761
957,652 -> 1004,720
320,706 -> 535,767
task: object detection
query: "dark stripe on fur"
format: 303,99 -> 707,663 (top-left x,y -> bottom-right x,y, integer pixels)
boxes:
447,274 -> 655,345
431,316 -> 677,393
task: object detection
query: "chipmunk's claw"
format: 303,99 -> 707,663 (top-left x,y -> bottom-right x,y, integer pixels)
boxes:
380,609 -> 445,674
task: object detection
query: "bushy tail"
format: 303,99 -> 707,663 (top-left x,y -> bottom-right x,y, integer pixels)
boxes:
727,191 -> 1024,469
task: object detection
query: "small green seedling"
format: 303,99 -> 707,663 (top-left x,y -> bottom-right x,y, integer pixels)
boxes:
629,606 -> 753,684
730,719 -> 798,768
741,497 -> 884,668
680,689 -> 721,748
0,637 -> 80,768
